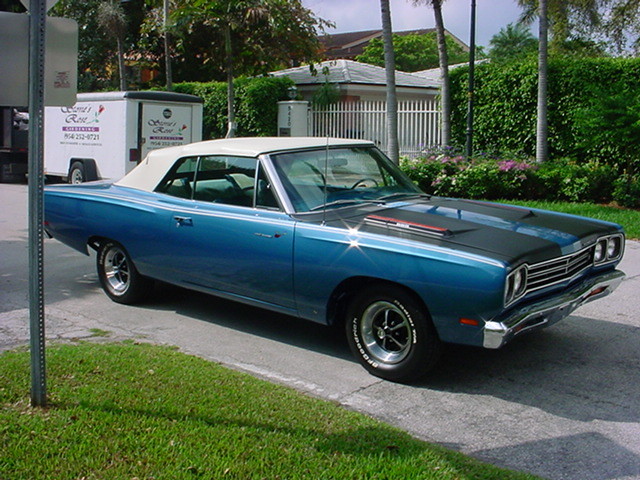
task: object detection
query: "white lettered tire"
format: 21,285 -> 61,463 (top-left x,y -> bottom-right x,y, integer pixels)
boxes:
346,285 -> 442,382
97,241 -> 151,304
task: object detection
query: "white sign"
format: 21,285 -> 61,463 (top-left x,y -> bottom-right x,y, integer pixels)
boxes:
0,12 -> 78,107
45,16 -> 78,106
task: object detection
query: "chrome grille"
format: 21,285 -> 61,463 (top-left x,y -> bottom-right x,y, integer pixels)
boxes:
527,246 -> 594,293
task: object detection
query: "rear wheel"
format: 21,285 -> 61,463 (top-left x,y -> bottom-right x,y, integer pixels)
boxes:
97,241 -> 151,304
345,285 -> 442,382
69,161 -> 85,184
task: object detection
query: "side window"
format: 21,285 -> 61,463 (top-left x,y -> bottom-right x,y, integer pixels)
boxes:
156,155 -> 280,210
192,156 -> 257,207
256,163 -> 279,210
155,157 -> 197,199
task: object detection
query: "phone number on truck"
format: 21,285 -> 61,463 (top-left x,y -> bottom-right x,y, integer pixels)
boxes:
64,133 -> 100,141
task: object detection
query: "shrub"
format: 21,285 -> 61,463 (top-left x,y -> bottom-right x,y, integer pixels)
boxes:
401,154 -> 623,205
613,174 -> 640,208
236,76 -> 296,137
173,81 -> 228,139
401,150 -> 538,200
534,159 -> 618,203
449,57 -> 640,173
173,76 -> 295,139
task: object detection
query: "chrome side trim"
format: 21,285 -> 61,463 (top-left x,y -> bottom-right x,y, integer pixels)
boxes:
485,269 -> 625,349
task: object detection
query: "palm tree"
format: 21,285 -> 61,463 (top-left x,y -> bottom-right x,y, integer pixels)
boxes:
517,0 -> 600,163
517,0 -> 600,49
536,0 -> 548,163
380,0 -> 399,164
97,0 -> 128,91
163,0 -> 173,91
605,0 -> 640,53
489,23 -> 538,63
413,0 -> 451,147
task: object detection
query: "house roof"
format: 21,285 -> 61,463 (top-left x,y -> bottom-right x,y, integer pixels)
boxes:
270,60 -> 439,90
413,59 -> 489,84
320,28 -> 469,60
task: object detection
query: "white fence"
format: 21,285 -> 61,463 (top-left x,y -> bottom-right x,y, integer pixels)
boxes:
310,99 -> 442,157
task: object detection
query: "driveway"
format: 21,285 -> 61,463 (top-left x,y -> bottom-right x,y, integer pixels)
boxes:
1,182 -> 639,480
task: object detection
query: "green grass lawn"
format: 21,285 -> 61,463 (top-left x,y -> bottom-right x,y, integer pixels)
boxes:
494,200 -> 640,239
0,342 -> 541,480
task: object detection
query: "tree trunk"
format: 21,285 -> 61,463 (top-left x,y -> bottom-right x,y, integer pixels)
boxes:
432,0 -> 450,147
380,0 -> 399,164
224,24 -> 236,138
536,0 -> 549,163
117,36 -> 127,91
164,0 -> 173,91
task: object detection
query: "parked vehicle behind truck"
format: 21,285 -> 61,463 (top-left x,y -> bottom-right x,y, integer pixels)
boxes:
44,91 -> 203,183
0,107 -> 29,183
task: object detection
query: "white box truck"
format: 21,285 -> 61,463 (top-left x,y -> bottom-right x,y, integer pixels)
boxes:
44,91 -> 203,183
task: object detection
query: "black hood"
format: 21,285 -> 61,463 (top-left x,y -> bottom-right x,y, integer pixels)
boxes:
314,197 -> 621,265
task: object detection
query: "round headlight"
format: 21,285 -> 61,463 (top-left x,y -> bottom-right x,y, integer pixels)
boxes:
594,241 -> 605,262
513,269 -> 523,294
505,266 -> 528,305
607,237 -> 620,259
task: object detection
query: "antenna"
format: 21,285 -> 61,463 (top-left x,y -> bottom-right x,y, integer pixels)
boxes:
322,136 -> 329,226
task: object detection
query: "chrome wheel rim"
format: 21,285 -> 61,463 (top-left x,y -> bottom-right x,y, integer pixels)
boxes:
360,301 -> 412,364
70,168 -> 83,184
103,247 -> 130,295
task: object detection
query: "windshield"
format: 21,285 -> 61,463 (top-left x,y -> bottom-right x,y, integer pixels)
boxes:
270,147 -> 423,213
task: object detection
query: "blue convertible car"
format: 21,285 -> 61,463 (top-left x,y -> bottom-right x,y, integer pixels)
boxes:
44,137 -> 626,381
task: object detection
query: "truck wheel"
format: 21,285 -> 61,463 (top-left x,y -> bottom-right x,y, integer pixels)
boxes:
97,241 -> 151,304
345,285 -> 442,383
69,162 -> 85,184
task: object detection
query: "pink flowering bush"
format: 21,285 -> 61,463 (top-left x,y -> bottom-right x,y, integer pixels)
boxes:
400,151 -> 632,205
401,150 -> 538,200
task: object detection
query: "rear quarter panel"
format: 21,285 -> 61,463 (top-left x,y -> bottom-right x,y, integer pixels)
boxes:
44,185 -> 173,280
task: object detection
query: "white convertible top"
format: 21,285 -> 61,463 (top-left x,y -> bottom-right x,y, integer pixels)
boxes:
116,137 -> 374,192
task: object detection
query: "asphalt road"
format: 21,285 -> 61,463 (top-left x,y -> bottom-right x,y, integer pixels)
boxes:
1,182 -> 639,480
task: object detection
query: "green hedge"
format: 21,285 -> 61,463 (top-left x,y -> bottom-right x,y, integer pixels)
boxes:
449,57 -> 640,174
173,76 -> 295,139
401,151 -> 640,208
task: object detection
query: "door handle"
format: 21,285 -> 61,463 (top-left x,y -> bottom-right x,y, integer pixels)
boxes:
254,232 -> 287,239
174,216 -> 193,227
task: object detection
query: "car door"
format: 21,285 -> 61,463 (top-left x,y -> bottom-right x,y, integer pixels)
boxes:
156,154 -> 296,310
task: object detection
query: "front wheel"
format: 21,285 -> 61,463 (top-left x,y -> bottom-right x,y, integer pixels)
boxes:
345,286 -> 442,382
97,241 -> 151,304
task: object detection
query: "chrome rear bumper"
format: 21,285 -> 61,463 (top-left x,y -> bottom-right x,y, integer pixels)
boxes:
483,269 -> 626,349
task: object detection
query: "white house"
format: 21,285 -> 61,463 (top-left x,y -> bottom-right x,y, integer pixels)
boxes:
270,59 -> 439,103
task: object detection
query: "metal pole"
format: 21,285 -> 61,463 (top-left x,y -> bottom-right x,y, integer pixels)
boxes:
28,0 -> 47,408
163,0 -> 172,91
465,0 -> 476,159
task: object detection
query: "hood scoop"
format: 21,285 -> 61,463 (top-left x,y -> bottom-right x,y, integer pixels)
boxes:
365,214 -> 453,238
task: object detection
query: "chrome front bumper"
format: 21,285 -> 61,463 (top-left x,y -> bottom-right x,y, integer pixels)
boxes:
483,269 -> 626,349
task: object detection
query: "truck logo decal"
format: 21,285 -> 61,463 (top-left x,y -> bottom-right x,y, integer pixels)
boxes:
60,104 -> 105,125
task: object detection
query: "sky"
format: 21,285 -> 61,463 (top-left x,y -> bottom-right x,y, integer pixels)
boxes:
301,0 -> 533,48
